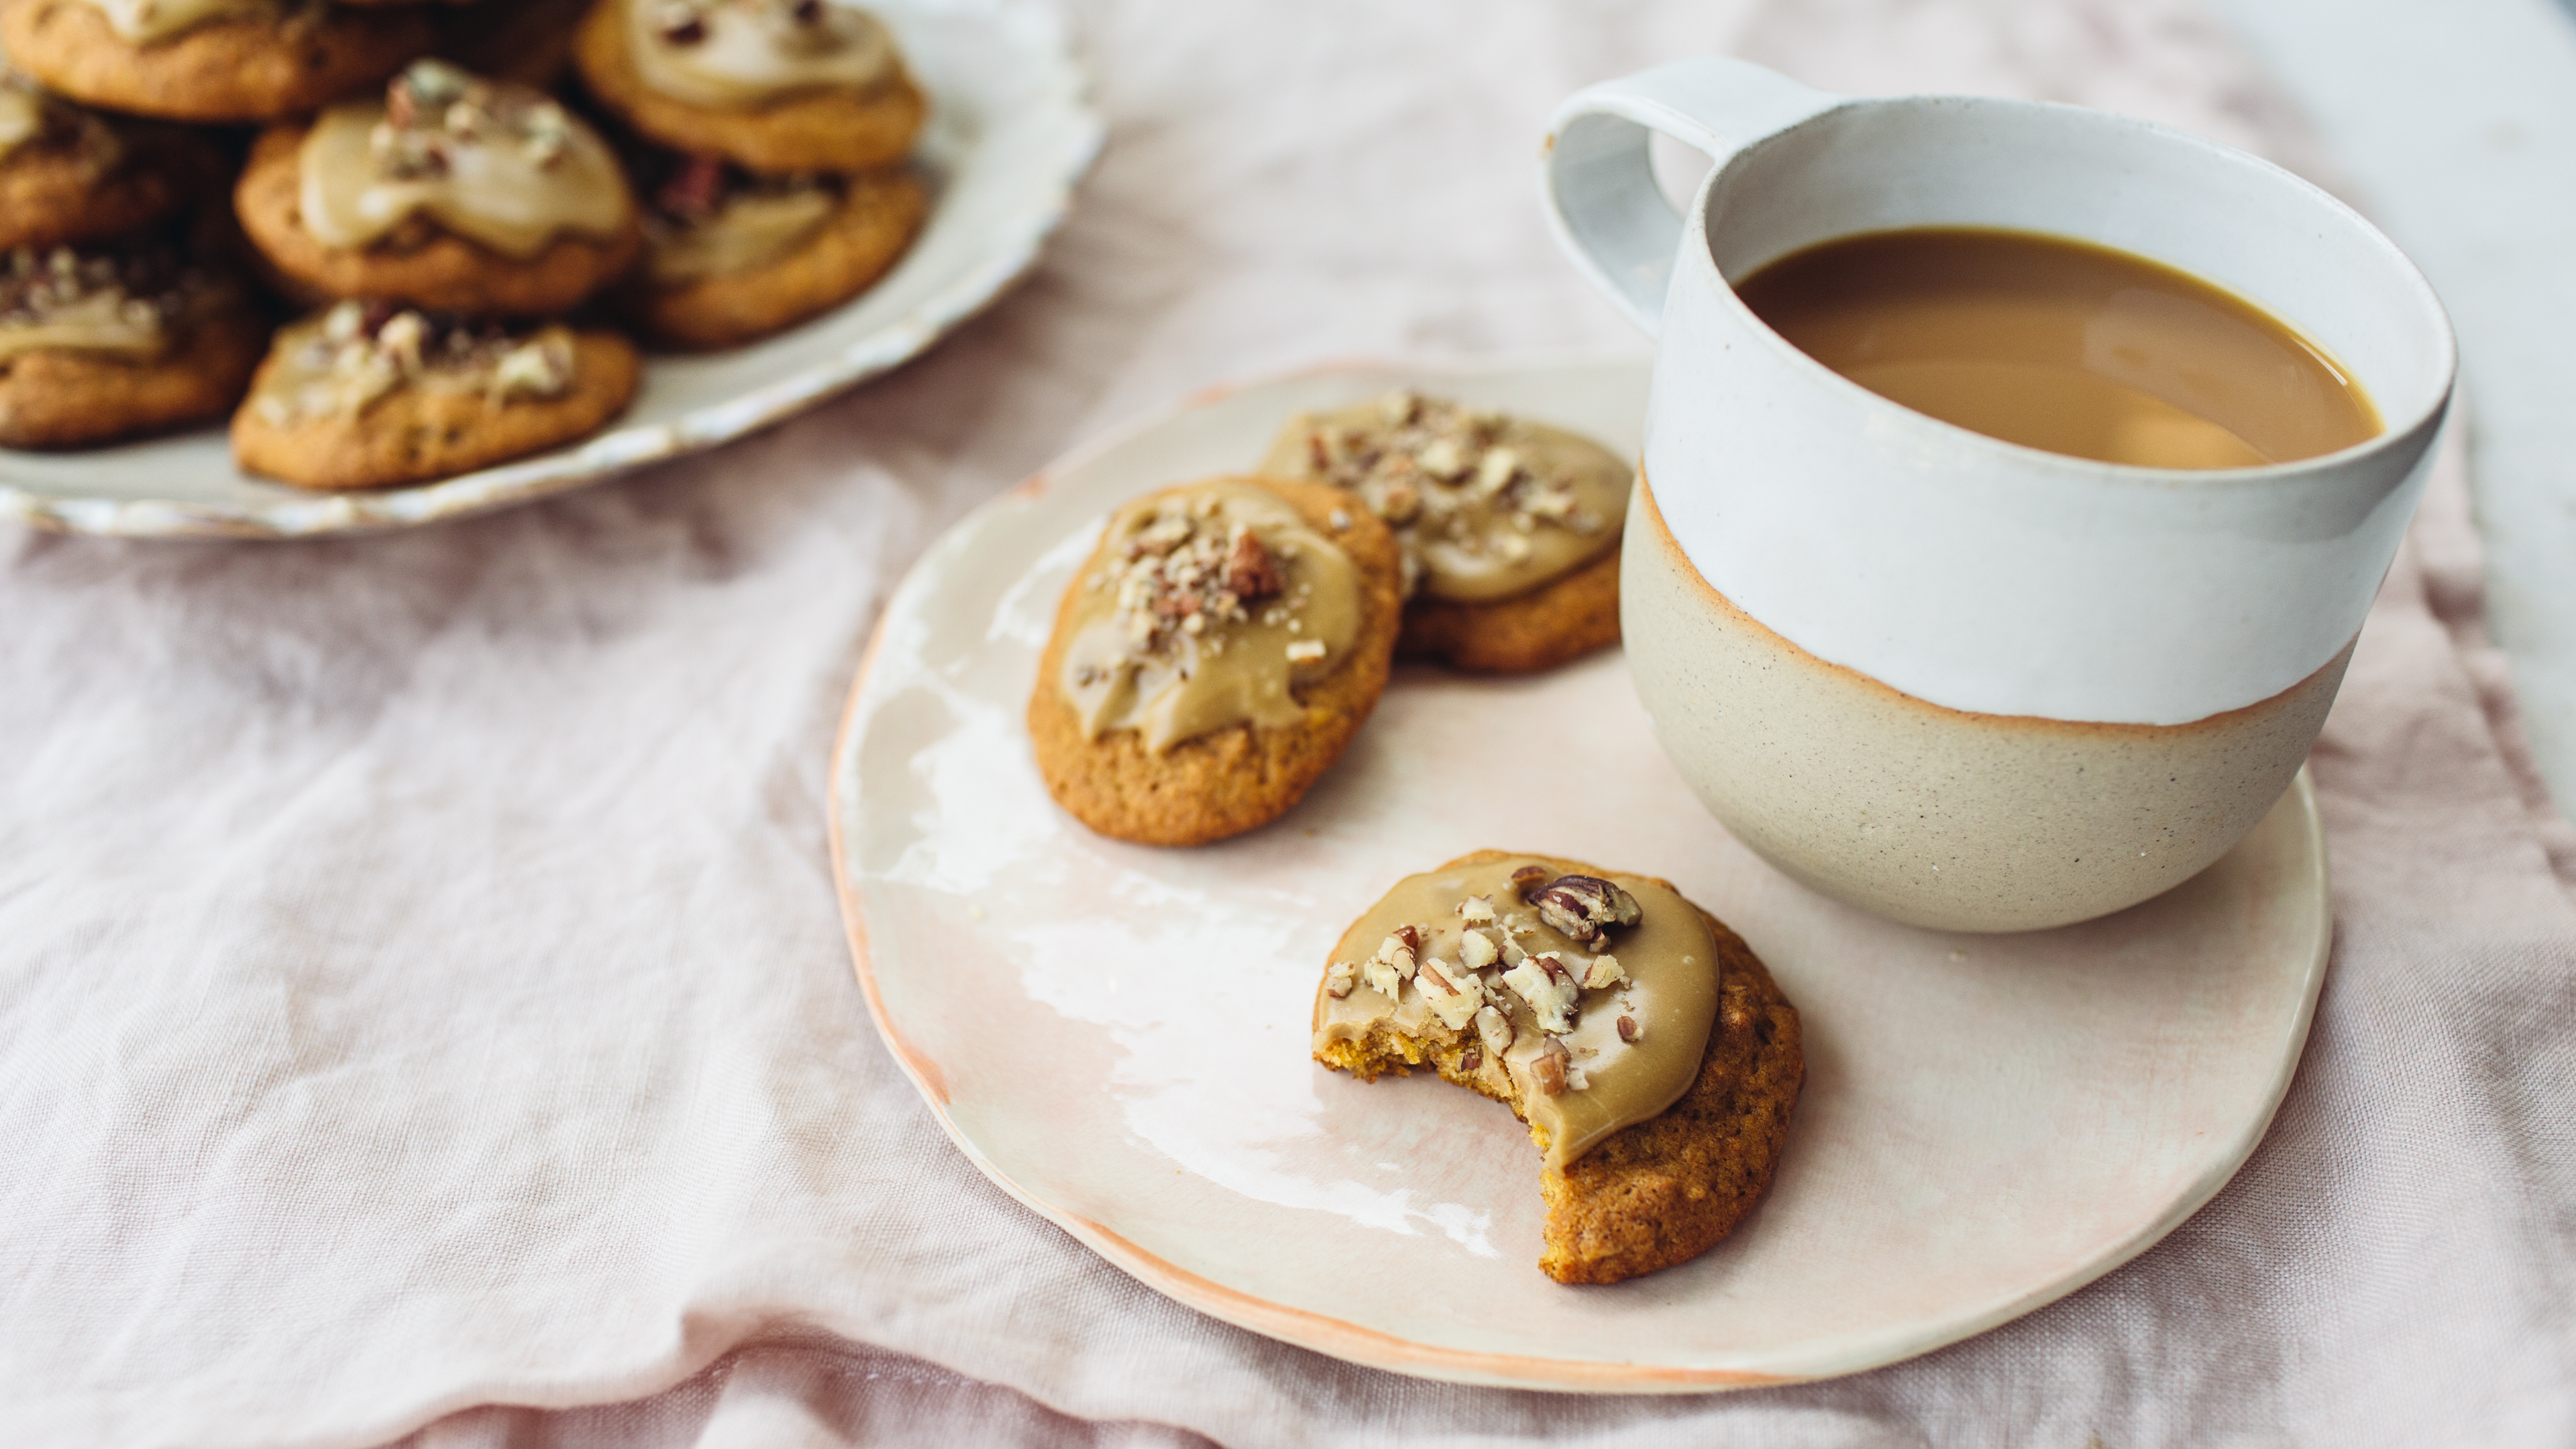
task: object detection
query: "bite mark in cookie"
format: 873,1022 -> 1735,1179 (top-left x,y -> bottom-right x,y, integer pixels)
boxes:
1313,851 -> 1802,1283
1028,476 -> 1403,847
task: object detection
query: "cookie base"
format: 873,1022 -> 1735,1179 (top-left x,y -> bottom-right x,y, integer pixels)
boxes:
0,0 -> 427,124
1312,849 -> 1803,1285
0,306 -> 266,450
1028,478 -> 1405,847
235,127 -> 641,318
1398,547 -> 1621,674
625,168 -> 927,352
572,0 -> 926,176
230,329 -> 641,491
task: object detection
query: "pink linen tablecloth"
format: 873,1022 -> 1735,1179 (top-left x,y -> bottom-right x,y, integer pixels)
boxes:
6,1 -> 2572,1445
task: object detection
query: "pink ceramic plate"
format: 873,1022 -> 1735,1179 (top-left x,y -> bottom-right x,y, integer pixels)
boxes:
825,356 -> 2330,1391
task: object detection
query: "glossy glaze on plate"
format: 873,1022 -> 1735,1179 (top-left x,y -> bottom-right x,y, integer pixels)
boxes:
0,0 -> 1102,540
826,357 -> 2332,1391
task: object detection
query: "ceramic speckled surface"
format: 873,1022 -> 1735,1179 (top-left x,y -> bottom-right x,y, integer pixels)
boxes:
826,357 -> 2335,1392
0,0 -> 1100,541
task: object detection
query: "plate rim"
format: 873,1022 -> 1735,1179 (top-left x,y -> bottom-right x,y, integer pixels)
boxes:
0,0 -> 1105,543
824,354 -> 2334,1393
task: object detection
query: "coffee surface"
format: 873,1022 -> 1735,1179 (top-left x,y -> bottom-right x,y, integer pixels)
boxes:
1735,227 -> 2379,468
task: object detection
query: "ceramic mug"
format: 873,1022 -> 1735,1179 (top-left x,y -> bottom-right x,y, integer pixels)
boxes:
1542,58 -> 2455,932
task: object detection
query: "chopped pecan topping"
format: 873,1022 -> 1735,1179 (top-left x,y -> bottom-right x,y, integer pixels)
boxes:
1529,874 -> 1642,945
1224,527 -> 1283,601
1416,959 -> 1484,1031
1509,864 -> 1550,900
1580,953 -> 1627,991
1458,928 -> 1499,971
1324,960 -> 1357,999
1360,930 -> 1417,1000
1459,1046 -> 1481,1073
1502,952 -> 1580,1035
1617,1014 -> 1642,1044
1530,1035 -> 1572,1096
1473,1004 -> 1514,1057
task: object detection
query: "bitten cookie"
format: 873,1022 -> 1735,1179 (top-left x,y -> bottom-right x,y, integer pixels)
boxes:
1259,391 -> 1633,673
235,60 -> 640,317
230,301 -> 639,489
0,233 -> 265,449
0,0 -> 430,124
1029,476 -> 1404,847
1312,851 -> 1803,1285
572,0 -> 925,175
0,76 -> 223,252
621,154 -> 924,350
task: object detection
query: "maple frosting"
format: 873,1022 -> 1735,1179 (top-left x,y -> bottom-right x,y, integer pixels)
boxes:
1261,391 -> 1631,603
247,301 -> 578,425
641,158 -> 837,285
79,0 -> 276,45
1313,857 -> 1720,1171
0,241 -> 229,362
629,0 -> 896,110
297,60 -> 632,260
1059,480 -> 1364,754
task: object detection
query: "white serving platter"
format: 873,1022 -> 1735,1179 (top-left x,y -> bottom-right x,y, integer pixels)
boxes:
827,356 -> 2331,1391
0,0 -> 1101,540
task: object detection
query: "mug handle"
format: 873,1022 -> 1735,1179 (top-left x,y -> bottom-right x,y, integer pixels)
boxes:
1543,58 -> 1841,337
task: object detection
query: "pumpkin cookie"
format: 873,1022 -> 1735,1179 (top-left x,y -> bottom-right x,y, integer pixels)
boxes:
235,59 -> 639,317
0,74 -> 226,252
1312,851 -> 1803,1285
621,152 -> 923,349
230,300 -> 639,489
0,231 -> 265,449
1258,392 -> 1633,673
1029,476 -> 1403,847
0,0 -> 430,124
572,0 -> 924,175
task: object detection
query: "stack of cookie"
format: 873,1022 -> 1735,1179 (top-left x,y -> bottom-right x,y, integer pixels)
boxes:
573,0 -> 927,350
0,0 -> 930,488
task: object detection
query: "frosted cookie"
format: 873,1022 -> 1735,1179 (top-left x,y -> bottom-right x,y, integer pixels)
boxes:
621,152 -> 922,349
0,0 -> 430,123
1313,851 -> 1803,1284
0,72 -> 224,252
1029,476 -> 1404,847
231,299 -> 639,489
573,0 -> 925,175
0,231 -> 264,449
235,60 -> 640,317
1259,391 -> 1631,673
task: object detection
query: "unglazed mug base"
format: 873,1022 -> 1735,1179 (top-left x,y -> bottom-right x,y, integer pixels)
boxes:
1623,478 -> 2349,933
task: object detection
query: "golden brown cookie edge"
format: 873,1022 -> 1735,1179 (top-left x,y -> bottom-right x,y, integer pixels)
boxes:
1028,476 -> 1405,848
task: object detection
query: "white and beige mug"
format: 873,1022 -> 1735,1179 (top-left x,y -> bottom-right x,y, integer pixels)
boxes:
1543,58 -> 2455,932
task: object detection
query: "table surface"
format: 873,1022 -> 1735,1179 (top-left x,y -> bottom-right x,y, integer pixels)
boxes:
2212,0 -> 2576,809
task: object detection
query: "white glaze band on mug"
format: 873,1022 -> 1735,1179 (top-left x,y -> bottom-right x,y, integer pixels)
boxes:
1545,58 -> 2455,727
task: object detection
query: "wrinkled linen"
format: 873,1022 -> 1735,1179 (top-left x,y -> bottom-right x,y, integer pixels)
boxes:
5,1 -> 2573,1446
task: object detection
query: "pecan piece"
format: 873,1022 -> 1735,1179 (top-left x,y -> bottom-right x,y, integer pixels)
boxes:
1617,1014 -> 1642,1043
1530,1035 -> 1572,1096
1324,960 -> 1357,999
1509,864 -> 1550,900
1529,874 -> 1643,944
1224,527 -> 1283,602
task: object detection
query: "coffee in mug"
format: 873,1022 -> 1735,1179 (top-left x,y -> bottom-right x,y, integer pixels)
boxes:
1734,226 -> 2381,470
